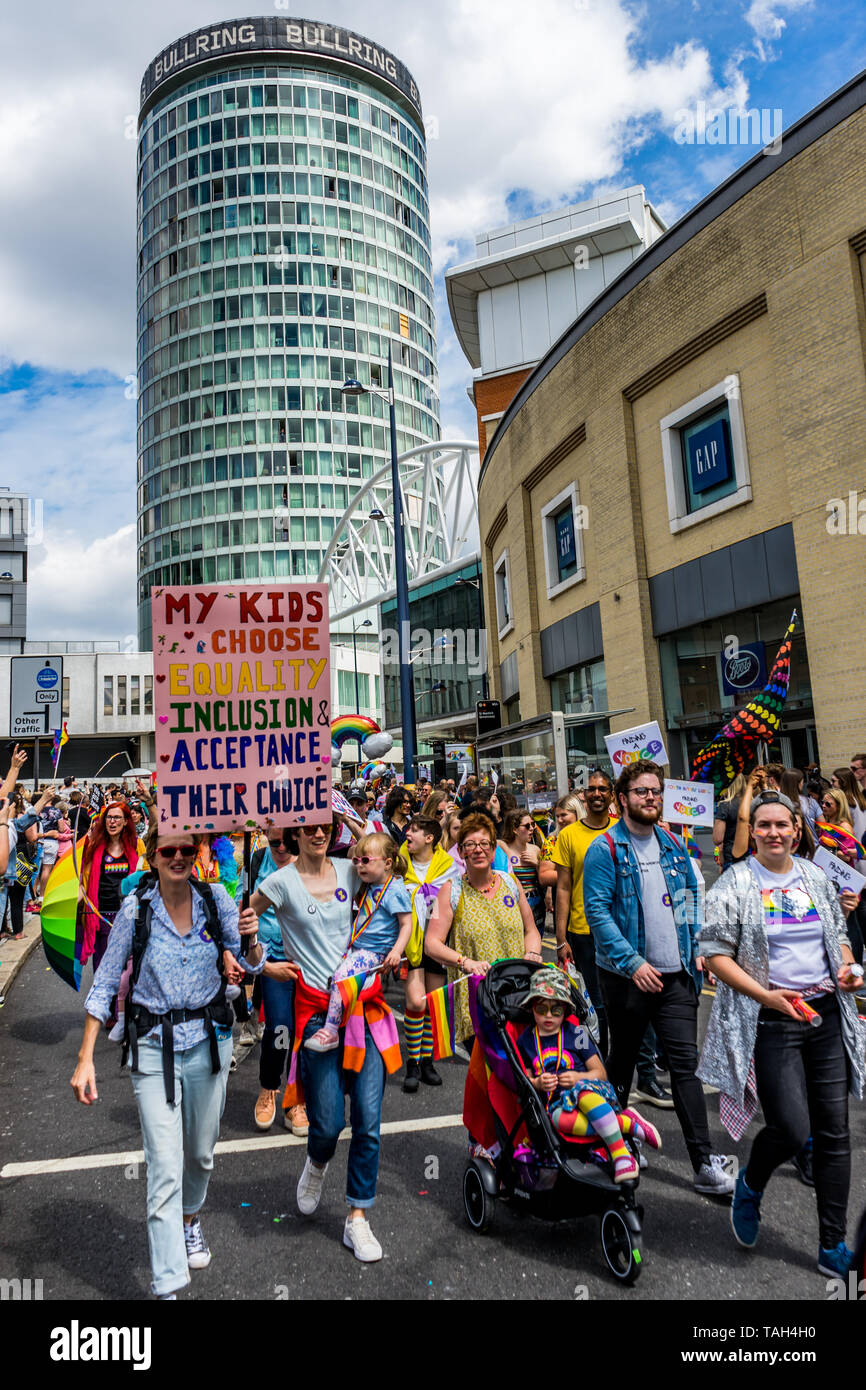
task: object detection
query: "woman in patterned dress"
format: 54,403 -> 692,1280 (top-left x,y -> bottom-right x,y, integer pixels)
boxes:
425,812 -> 543,1044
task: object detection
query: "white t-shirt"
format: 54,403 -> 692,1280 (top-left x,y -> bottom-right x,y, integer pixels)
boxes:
749,858 -> 830,990
258,858 -> 360,993
628,830 -> 681,973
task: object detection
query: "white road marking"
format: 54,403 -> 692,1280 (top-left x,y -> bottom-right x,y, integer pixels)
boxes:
0,1113 -> 466,1180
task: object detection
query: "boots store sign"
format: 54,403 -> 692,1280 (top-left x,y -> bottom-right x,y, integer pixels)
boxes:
141,19 -> 423,120
721,642 -> 766,697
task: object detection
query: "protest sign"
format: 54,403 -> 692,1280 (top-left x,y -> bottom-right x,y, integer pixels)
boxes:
662,778 -> 715,828
604,721 -> 669,769
152,584 -> 330,832
813,846 -> 866,898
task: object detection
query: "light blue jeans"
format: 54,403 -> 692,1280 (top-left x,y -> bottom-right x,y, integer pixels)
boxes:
130,1033 -> 233,1296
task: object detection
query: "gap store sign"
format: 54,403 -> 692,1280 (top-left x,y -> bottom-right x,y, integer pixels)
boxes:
685,416 -> 732,494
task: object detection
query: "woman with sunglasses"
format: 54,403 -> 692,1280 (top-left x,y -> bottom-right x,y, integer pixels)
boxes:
246,827 -> 305,1135
250,817 -> 399,1264
71,831 -> 263,1299
79,800 -> 146,972
382,786 -> 415,848
499,808 -> 546,935
425,812 -> 543,1049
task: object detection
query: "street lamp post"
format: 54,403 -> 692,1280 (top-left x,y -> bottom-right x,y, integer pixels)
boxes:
351,617 -> 373,767
342,343 -> 417,779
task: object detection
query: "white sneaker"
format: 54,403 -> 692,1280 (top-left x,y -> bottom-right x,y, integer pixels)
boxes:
238,1021 -> 259,1048
343,1214 -> 383,1262
107,1016 -> 125,1044
297,1157 -> 328,1215
183,1217 -> 211,1269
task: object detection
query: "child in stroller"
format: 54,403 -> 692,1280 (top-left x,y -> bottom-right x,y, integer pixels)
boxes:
516,968 -> 661,1183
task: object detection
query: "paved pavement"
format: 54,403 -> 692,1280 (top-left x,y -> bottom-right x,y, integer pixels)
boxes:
2,935 -> 865,1302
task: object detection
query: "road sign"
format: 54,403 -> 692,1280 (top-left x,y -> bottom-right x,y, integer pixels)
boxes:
10,656 -> 64,736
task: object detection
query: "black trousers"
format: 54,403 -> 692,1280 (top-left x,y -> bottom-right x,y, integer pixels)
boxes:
599,966 -> 710,1173
747,992 -> 850,1249
568,931 -> 608,1057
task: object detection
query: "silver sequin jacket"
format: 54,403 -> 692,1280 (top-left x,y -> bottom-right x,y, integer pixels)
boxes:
697,858 -> 865,1105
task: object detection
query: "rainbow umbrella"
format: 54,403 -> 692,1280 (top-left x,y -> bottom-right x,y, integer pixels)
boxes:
40,841 -> 87,991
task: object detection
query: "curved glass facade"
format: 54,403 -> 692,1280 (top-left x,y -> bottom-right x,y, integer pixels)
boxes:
136,44 -> 440,648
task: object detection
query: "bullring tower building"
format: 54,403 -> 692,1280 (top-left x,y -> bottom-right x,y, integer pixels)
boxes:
136,17 -> 441,648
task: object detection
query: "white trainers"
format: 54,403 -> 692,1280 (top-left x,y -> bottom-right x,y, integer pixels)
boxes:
343,1214 -> 383,1262
183,1217 -> 211,1269
297,1157 -> 328,1215
238,1021 -> 259,1048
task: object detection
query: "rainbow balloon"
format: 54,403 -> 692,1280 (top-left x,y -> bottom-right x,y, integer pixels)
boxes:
360,761 -> 388,779
331,715 -> 382,747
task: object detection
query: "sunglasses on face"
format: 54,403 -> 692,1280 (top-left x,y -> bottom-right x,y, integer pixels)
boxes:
533,1002 -> 566,1016
268,839 -> 288,850
300,826 -> 329,837
353,854 -> 386,865
156,845 -> 196,860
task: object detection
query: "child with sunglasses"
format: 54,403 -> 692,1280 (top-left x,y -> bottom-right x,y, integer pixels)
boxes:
305,833 -> 413,1053
516,967 -> 661,1182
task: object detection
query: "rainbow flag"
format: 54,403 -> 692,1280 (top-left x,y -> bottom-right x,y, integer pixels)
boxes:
816,821 -> 865,861
681,826 -> 702,860
336,970 -> 367,1015
52,722 -> 68,764
691,613 -> 797,793
426,980 -> 457,1060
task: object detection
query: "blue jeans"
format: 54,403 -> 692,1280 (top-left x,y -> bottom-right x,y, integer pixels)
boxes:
298,1013 -> 385,1209
130,1033 -> 233,1297
259,972 -> 295,1091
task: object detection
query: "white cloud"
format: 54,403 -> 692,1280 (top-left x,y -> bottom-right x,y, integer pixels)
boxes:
27,523 -> 137,642
745,0 -> 813,40
0,0 -> 757,376
0,374 -> 136,542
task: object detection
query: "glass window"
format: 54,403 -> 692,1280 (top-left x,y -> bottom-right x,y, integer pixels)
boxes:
117,675 -> 127,716
680,404 -> 738,515
130,674 -> 141,716
103,676 -> 113,716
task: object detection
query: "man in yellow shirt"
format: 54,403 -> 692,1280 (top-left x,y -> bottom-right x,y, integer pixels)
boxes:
553,771 -> 616,1055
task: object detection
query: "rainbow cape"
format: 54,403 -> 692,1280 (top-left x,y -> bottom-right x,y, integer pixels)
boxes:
426,980 -> 457,1060
691,613 -> 797,794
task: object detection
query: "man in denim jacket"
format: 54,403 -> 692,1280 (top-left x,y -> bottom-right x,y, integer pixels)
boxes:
583,760 -> 734,1196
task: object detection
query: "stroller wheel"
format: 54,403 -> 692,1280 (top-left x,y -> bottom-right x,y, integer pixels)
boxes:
463,1161 -> 495,1234
600,1207 -> 642,1284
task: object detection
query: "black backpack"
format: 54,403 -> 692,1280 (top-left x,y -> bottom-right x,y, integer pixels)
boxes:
121,875 -> 235,1104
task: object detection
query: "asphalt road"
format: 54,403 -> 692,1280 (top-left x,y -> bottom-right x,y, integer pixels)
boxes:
2,939 -> 865,1303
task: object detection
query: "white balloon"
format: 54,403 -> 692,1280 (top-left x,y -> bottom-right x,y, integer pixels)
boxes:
330,744 -> 343,766
362,732 -> 393,758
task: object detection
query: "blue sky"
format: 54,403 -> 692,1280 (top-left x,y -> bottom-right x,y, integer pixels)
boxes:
0,0 -> 862,639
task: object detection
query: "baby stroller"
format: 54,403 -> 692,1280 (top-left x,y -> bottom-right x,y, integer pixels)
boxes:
462,959 -> 644,1284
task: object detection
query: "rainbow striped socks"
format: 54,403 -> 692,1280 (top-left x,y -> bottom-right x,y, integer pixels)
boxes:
404,1008 -> 425,1064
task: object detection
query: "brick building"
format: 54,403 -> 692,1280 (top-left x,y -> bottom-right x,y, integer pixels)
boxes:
473,70 -> 866,788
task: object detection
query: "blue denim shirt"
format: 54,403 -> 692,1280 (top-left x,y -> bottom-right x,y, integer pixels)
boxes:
85,881 -> 266,1051
583,818 -> 703,991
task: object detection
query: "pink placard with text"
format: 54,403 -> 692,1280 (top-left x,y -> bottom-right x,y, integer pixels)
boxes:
152,584 -> 331,832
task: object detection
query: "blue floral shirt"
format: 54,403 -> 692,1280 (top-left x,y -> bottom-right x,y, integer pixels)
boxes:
84,881 -> 265,1052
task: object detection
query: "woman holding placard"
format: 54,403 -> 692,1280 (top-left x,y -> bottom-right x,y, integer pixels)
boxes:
71,830 -> 263,1299
699,790 -> 865,1278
